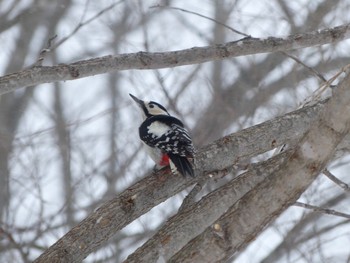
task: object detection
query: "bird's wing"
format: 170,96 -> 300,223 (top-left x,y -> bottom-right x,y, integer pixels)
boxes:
138,114 -> 195,157
140,121 -> 194,157
155,123 -> 195,157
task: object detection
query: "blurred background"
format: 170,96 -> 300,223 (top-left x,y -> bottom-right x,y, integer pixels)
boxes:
0,0 -> 350,262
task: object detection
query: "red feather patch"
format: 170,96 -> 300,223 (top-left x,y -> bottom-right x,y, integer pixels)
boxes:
159,154 -> 170,166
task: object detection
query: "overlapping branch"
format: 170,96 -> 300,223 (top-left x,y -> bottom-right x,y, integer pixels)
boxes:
33,81 -> 350,262
169,67 -> 350,262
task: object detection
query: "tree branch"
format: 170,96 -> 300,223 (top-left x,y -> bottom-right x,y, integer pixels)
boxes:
323,169 -> 350,192
294,202 -> 350,219
125,151 -> 290,262
33,170 -> 198,263
1,24 -> 350,94
33,90 -> 350,262
169,66 -> 350,262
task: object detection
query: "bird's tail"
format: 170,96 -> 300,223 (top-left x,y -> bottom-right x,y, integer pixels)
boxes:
168,153 -> 195,177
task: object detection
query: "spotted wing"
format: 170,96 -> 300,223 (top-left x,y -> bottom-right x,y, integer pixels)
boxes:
139,116 -> 195,157
155,123 -> 195,157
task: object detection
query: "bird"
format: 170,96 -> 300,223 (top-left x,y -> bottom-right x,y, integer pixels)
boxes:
129,94 -> 195,177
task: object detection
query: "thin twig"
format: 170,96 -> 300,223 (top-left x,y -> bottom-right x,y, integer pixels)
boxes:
1,227 -> 30,262
13,107 -> 113,142
52,0 -> 124,50
273,63 -> 350,156
32,34 -> 57,67
281,51 -> 327,83
323,169 -> 350,193
150,5 -> 250,37
30,1 -> 122,67
308,63 -> 350,107
294,202 -> 350,219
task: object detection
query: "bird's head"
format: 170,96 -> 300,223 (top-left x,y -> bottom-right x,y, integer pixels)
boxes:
129,94 -> 170,120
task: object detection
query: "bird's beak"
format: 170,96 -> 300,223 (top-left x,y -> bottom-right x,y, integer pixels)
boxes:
129,94 -> 144,107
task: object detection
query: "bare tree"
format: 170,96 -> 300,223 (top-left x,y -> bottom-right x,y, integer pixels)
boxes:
1,1 -> 350,262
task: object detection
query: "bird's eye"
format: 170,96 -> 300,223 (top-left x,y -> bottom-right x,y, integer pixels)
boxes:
149,104 -> 154,108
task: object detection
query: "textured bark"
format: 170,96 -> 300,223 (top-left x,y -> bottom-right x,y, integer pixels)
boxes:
3,1 -> 350,262
33,171 -> 197,263
33,92 -> 350,262
124,151 -> 290,263
169,68 -> 350,263
1,24 -> 349,94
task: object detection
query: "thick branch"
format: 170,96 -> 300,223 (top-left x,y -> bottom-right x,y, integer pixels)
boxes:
124,151 -> 290,262
1,24 -> 350,94
33,171 -> 197,263
195,99 -> 326,172
34,95 -> 350,262
170,68 -> 350,262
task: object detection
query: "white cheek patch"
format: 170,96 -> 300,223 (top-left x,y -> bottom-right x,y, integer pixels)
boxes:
148,121 -> 171,137
149,107 -> 167,116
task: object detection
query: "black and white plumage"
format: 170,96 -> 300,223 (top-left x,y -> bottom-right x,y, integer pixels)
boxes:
129,94 -> 195,177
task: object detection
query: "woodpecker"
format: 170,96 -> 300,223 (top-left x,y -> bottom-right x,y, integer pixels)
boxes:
129,94 -> 195,177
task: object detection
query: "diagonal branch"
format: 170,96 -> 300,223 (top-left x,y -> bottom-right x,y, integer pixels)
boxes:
169,66 -> 350,263
294,202 -> 350,219
1,24 -> 350,94
33,89 -> 350,262
124,151 -> 291,263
